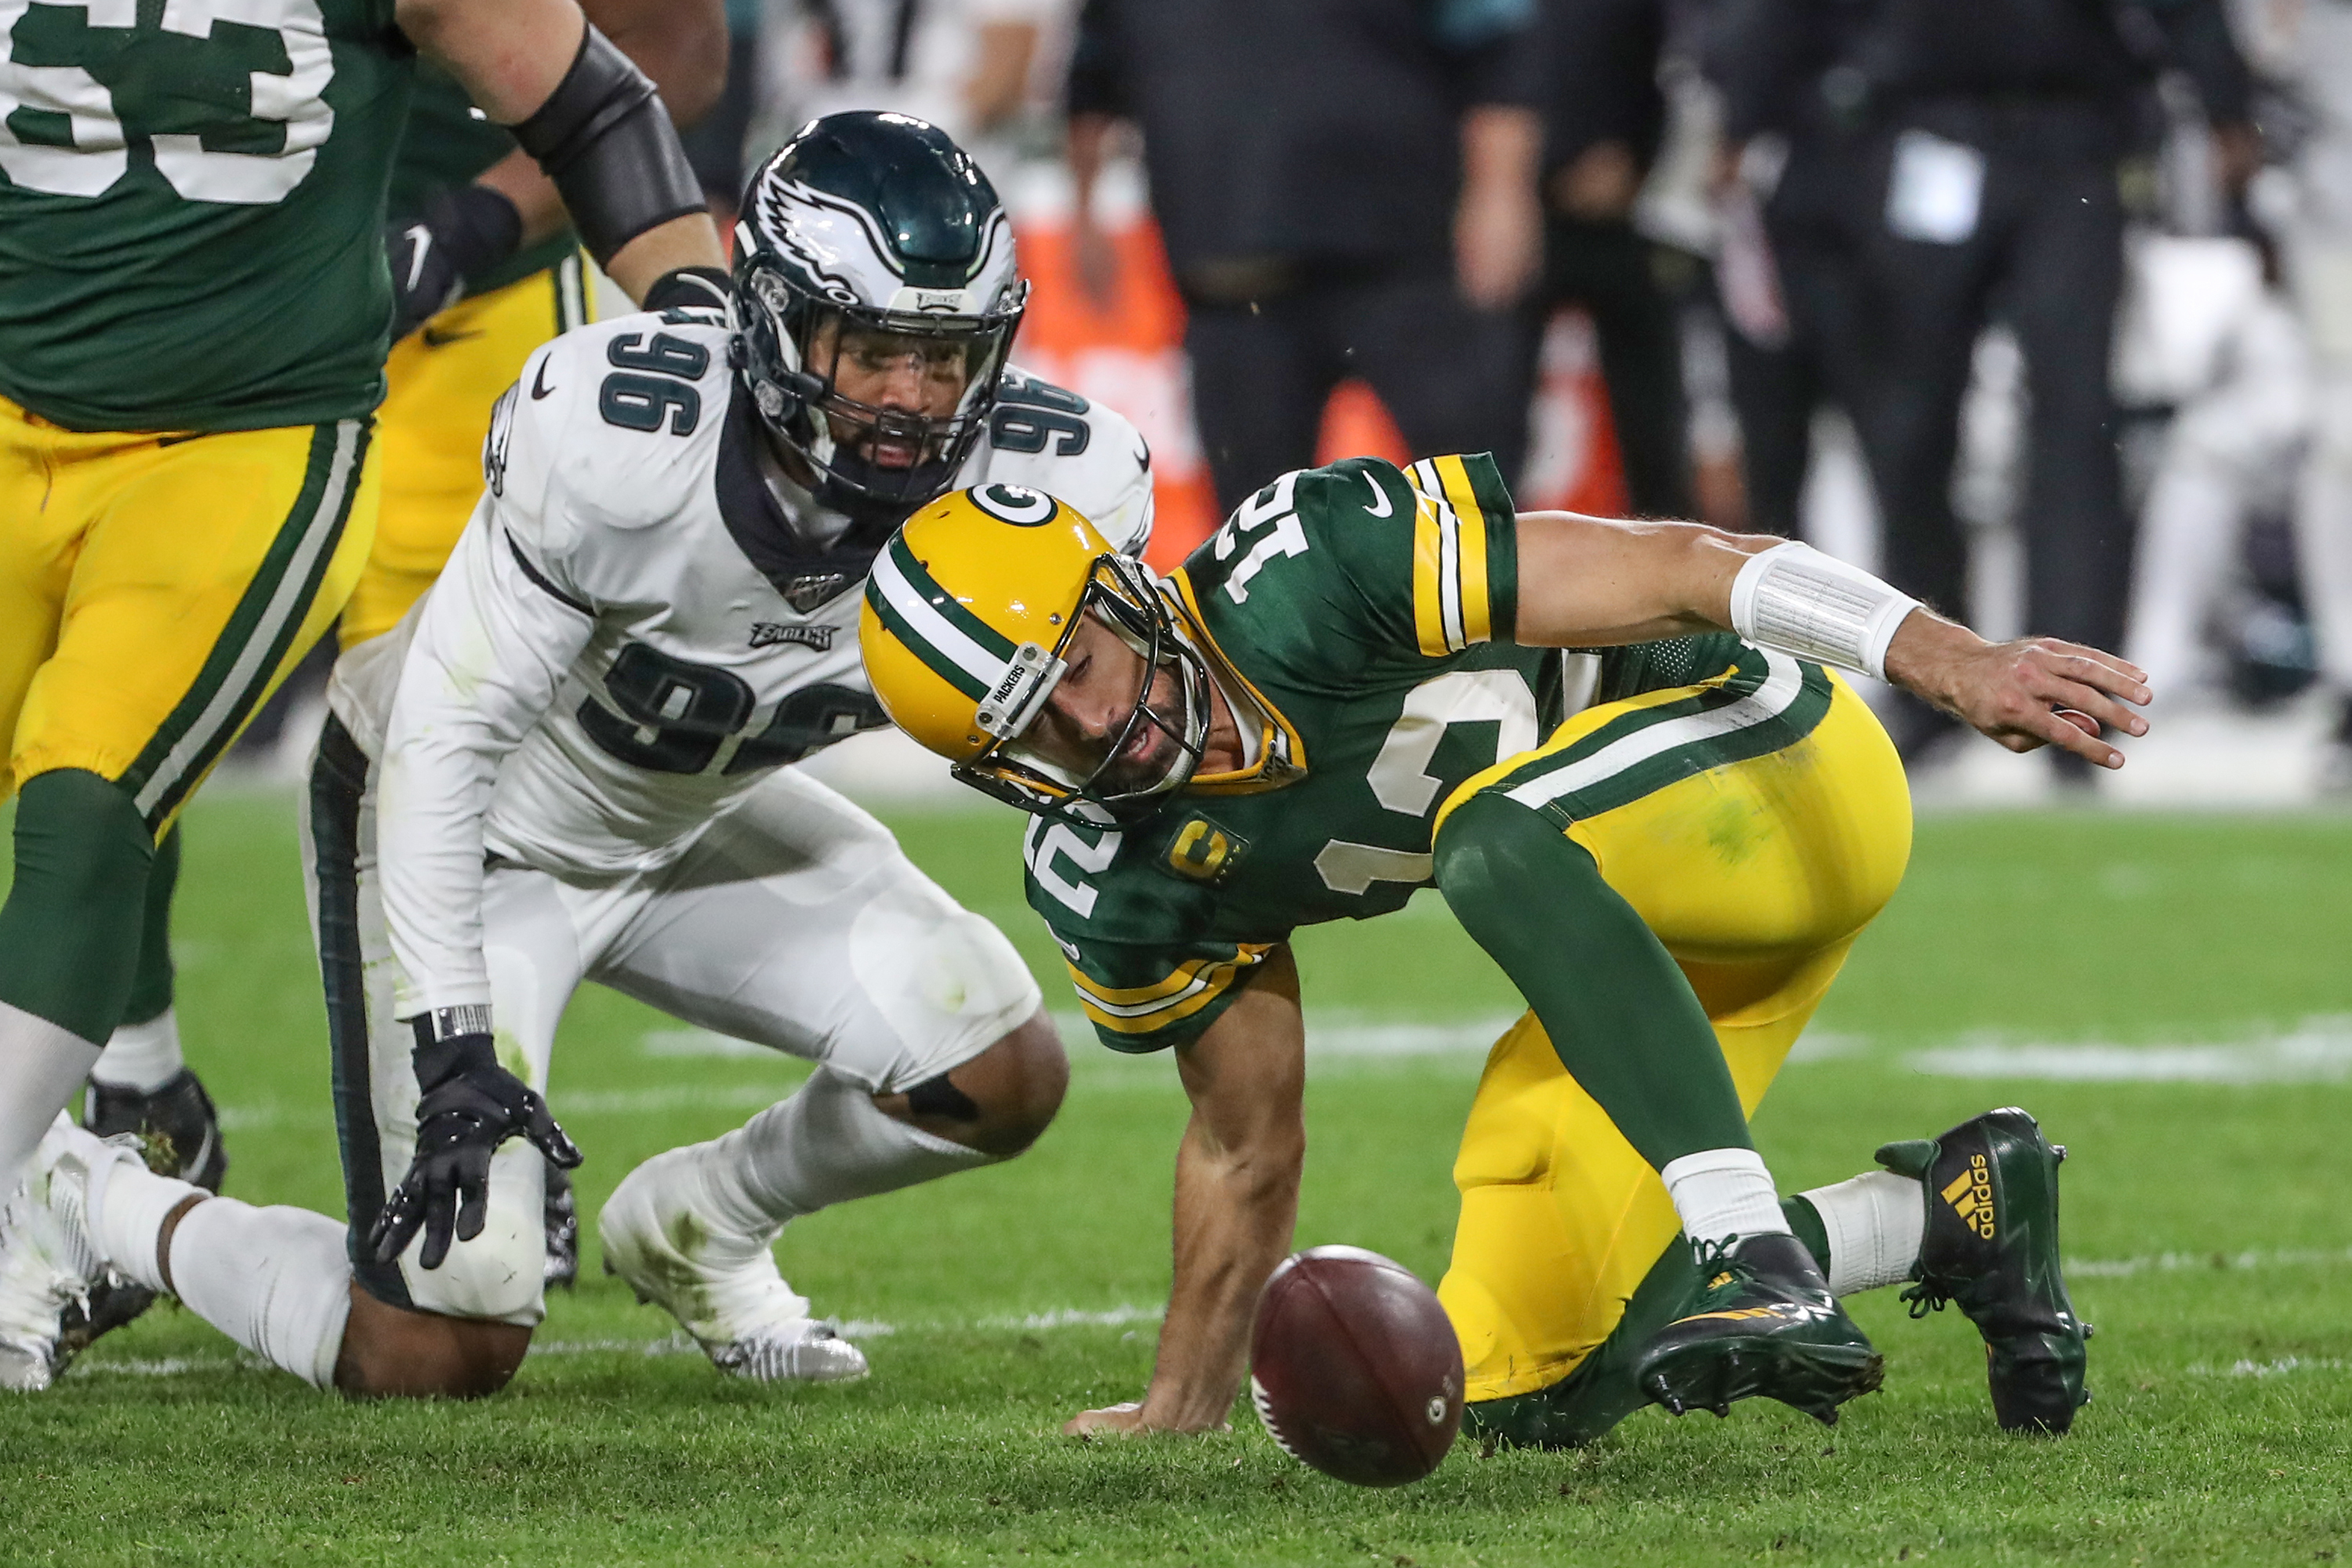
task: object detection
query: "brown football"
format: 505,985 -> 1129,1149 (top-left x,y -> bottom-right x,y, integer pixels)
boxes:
1248,1245 -> 1465,1486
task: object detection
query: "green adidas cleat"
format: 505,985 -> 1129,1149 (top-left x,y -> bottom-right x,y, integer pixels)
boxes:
1632,1232 -> 1885,1426
1875,1106 -> 2091,1435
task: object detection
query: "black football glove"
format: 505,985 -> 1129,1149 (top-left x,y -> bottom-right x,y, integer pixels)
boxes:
368,1021 -> 581,1271
383,184 -> 526,344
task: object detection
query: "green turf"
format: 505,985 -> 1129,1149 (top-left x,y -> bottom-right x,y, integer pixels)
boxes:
6,793 -> 2352,1565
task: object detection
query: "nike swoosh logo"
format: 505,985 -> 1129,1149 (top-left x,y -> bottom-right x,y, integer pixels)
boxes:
402,223 -> 432,291
1363,469 -> 1393,517
422,325 -> 484,349
531,358 -> 557,400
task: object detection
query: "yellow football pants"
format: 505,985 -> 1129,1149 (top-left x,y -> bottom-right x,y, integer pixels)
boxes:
342,258 -> 589,648
0,397 -> 380,833
1434,668 -> 1913,1404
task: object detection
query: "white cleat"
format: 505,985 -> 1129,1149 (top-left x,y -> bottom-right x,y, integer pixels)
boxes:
598,1148 -> 869,1385
0,1118 -> 123,1392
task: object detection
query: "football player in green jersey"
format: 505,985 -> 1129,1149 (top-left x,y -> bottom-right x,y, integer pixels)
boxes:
862,467 -> 2139,1439
0,0 -> 726,1350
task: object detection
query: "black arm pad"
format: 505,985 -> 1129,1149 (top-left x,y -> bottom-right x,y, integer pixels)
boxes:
510,24 -> 706,267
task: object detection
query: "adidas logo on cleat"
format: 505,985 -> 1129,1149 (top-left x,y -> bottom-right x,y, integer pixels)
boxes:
1940,1154 -> 1996,1240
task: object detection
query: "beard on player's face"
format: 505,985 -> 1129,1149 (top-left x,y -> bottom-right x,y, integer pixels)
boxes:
808,318 -> 973,471
1024,612 -> 1188,797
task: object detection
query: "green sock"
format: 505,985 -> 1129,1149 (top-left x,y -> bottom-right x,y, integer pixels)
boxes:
0,770 -> 158,1043
121,825 -> 180,1028
1784,1194 -> 1831,1272
1434,791 -> 1752,1171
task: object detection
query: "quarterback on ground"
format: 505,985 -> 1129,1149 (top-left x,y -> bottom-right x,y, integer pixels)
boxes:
860,466 -> 2128,1439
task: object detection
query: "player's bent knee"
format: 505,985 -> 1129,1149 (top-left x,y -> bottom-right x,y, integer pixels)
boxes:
900,1011 -> 1068,1158
334,1286 -> 534,1399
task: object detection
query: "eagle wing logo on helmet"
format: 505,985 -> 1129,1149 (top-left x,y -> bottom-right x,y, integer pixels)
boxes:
753,179 -> 901,308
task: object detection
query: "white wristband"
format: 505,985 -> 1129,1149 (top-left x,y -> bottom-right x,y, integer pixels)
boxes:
1728,541 -> 1919,682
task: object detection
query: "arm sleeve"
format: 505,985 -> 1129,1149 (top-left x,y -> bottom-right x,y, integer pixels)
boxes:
377,395 -> 600,1019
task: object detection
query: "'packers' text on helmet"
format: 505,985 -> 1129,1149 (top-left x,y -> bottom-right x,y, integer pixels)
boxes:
733,112 -> 1028,524
861,484 -> 1213,822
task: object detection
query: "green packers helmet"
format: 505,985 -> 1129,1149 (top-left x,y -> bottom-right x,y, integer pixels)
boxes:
860,483 -> 1212,822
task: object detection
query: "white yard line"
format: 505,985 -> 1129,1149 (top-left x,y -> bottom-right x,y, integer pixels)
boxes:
2191,1356 -> 2352,1378
211,1017 -> 2352,1139
76,1305 -> 1171,1377
79,1250 -> 2352,1381
2067,1246 -> 2352,1278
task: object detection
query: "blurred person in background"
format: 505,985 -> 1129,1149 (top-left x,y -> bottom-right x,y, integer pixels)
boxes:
1521,0 -> 1697,519
1709,0 -> 2254,774
683,0 -> 767,227
761,0 -> 1064,183
1065,0 -> 1544,514
2268,0 -> 2352,784
1703,0 -> 1880,546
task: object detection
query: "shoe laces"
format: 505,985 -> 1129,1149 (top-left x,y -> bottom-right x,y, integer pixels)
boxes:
1689,1234 -> 1752,1299
1898,1281 -> 1951,1320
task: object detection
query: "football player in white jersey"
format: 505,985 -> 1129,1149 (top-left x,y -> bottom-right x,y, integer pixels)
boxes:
0,113 -> 1152,1399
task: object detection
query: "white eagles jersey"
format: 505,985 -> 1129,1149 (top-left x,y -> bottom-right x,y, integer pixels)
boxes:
363,307 -> 1152,1014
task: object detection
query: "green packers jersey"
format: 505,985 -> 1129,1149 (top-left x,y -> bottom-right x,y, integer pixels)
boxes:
1024,453 -> 1759,1054
389,64 -> 577,300
0,0 -> 412,432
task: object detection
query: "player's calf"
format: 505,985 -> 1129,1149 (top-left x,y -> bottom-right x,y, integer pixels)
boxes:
335,1289 -> 533,1399
601,1011 -> 1067,1381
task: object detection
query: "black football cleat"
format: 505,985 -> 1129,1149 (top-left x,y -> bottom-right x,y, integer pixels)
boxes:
544,1163 -> 580,1290
1875,1106 -> 2090,1435
85,1069 -> 228,1193
1633,1232 -> 1885,1426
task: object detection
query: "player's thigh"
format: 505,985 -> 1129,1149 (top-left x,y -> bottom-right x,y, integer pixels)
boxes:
13,418 -> 379,833
318,752 -> 583,1327
1439,1012 -> 1683,1405
593,768 -> 1043,1094
0,397 -> 76,799
1450,653 -> 1911,967
348,268 -> 575,648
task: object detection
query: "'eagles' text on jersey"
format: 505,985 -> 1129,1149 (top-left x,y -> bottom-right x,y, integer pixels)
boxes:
363,310 -> 1153,1013
1022,454 -> 1754,1053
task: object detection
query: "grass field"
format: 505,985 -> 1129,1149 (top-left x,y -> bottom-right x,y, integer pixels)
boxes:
6,791 -> 2352,1565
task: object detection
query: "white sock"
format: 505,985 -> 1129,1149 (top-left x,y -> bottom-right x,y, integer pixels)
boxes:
688,1068 -> 992,1243
1661,1147 -> 1792,1244
0,1000 -> 102,1194
1800,1171 -> 1926,1295
85,1145 -> 206,1292
165,1198 -> 352,1388
91,1007 -> 186,1093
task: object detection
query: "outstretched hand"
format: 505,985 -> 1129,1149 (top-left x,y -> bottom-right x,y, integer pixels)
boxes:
1884,613 -> 2152,768
1064,1399 -> 1228,1438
